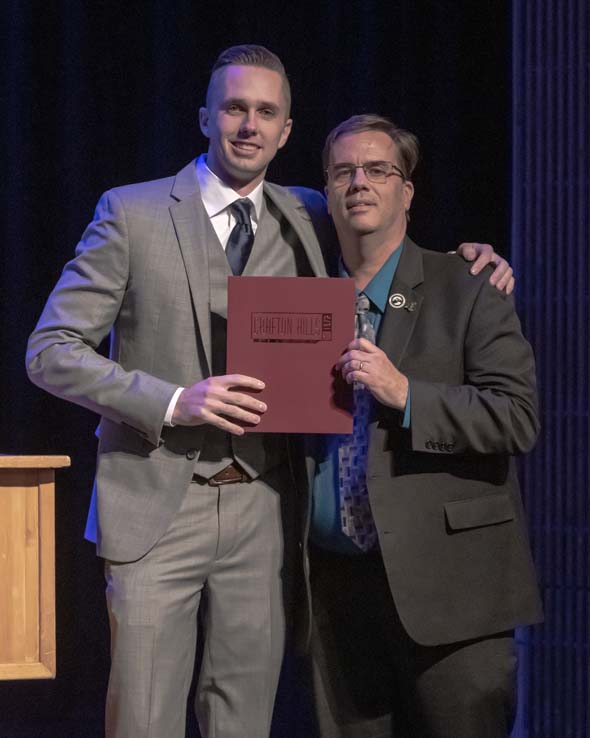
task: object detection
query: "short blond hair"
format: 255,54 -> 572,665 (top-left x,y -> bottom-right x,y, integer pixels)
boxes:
207,44 -> 291,115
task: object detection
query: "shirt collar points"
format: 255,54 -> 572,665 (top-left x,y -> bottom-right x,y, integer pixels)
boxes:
196,154 -> 263,222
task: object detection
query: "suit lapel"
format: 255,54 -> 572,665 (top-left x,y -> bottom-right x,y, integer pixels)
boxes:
263,183 -> 329,277
169,161 -> 212,373
377,237 -> 424,368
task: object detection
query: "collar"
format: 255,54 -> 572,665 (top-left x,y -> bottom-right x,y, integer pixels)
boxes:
196,154 -> 264,222
340,243 -> 404,313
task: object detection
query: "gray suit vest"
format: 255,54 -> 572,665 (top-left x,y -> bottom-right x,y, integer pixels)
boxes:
194,194 -> 314,480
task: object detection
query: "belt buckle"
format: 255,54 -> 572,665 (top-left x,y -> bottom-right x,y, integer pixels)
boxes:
207,463 -> 249,486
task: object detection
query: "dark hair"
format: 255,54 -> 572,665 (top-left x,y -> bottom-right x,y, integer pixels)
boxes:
207,44 -> 291,115
322,114 -> 419,180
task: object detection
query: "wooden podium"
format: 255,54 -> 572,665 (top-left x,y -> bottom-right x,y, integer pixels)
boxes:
0,455 -> 70,680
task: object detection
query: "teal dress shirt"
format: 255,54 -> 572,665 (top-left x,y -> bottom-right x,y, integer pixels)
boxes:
310,245 -> 410,554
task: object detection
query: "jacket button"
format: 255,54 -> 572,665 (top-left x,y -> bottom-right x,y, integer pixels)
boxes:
425,440 -> 433,450
186,449 -> 197,460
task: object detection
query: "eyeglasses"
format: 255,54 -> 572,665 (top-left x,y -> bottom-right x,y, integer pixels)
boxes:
325,161 -> 407,186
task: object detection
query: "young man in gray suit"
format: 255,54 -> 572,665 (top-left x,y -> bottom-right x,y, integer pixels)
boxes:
307,115 -> 542,738
26,46 -> 512,738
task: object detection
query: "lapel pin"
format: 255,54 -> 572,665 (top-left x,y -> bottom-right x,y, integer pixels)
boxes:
405,301 -> 417,312
389,293 -> 406,309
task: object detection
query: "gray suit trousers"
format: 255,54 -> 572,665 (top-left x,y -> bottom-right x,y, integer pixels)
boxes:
104,465 -> 291,738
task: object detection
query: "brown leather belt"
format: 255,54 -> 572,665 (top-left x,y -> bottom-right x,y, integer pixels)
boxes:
200,462 -> 252,487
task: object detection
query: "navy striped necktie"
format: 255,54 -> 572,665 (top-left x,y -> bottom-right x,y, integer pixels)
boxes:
226,199 -> 254,275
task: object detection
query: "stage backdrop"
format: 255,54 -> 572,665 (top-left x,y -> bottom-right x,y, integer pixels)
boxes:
2,1 -> 586,737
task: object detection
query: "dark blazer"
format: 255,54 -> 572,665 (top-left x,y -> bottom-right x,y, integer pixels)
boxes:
302,237 -> 543,648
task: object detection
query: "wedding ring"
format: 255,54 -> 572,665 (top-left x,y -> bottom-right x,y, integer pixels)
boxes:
359,361 -> 364,371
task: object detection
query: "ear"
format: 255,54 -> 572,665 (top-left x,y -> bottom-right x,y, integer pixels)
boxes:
277,118 -> 293,150
403,180 -> 414,211
199,107 -> 210,138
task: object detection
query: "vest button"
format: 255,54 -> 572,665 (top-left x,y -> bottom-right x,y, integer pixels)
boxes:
186,449 -> 197,460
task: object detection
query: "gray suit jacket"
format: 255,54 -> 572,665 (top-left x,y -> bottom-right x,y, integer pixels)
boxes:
300,237 -> 543,648
26,160 -> 330,562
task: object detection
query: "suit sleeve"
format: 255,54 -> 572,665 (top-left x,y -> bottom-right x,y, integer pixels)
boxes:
408,281 -> 539,455
26,189 -> 178,447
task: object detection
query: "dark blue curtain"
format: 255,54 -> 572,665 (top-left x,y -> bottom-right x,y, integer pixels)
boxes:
511,2 -> 590,737
8,2 -> 587,737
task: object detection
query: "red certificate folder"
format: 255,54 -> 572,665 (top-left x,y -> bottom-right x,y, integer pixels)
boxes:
227,276 -> 355,433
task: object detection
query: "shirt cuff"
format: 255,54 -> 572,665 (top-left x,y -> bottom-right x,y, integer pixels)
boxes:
164,387 -> 185,426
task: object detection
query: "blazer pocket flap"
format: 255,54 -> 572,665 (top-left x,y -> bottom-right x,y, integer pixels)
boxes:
444,493 -> 515,531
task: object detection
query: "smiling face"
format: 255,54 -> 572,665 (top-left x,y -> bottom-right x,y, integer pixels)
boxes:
326,130 -> 414,247
199,65 -> 292,195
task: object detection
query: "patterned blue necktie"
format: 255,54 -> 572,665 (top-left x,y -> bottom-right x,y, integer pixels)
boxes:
226,199 -> 254,275
338,293 -> 378,552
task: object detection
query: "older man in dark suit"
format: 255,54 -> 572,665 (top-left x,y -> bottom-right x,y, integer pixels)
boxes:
307,115 -> 542,738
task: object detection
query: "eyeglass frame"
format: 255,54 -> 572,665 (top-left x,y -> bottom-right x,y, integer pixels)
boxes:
324,160 -> 408,186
